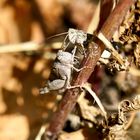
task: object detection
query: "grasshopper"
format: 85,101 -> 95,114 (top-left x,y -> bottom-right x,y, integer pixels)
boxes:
40,46 -> 81,94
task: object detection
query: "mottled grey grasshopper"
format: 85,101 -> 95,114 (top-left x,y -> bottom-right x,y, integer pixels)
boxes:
40,46 -> 81,94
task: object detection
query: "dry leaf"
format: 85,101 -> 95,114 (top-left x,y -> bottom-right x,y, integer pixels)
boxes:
77,92 -> 101,123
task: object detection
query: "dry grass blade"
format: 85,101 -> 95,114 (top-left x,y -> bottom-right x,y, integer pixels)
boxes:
82,83 -> 107,120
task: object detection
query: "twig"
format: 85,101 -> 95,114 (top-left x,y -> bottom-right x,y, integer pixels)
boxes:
0,42 -> 62,53
0,42 -> 40,53
43,0 -> 135,139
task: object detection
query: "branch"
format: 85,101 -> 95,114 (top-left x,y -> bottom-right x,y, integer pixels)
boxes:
43,0 -> 136,139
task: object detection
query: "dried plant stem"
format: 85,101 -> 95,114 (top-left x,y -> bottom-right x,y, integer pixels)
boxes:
43,0 -> 135,139
0,42 -> 62,53
0,42 -> 41,53
82,83 -> 107,119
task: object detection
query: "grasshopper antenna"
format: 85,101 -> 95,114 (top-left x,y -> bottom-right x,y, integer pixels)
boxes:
46,32 -> 68,40
39,32 -> 68,47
